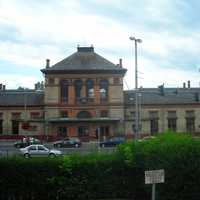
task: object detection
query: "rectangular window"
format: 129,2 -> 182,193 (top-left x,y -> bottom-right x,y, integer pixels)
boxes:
58,127 -> 68,138
149,111 -> 159,134
186,118 -> 195,133
60,80 -> 69,103
168,118 -> 176,132
78,126 -> 89,137
100,126 -> 109,137
168,111 -> 177,132
150,119 -> 159,134
186,111 -> 195,133
95,126 -> 109,139
12,121 -> 19,135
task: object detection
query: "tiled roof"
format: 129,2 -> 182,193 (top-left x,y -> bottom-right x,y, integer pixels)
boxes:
0,90 -> 44,106
124,88 -> 200,105
41,46 -> 127,75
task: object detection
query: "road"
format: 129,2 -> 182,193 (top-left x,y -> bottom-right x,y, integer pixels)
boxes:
0,141 -> 116,157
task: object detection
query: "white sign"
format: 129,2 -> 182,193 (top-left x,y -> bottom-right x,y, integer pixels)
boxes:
145,169 -> 165,184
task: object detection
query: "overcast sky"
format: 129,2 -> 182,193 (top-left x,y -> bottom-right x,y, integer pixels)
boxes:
1,0 -> 200,89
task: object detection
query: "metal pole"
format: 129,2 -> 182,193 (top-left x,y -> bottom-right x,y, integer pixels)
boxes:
98,127 -> 101,152
134,40 -> 139,140
152,183 -> 156,200
44,107 -> 49,142
130,36 -> 142,140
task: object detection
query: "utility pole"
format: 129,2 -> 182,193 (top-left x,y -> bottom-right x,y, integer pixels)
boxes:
129,36 -> 142,140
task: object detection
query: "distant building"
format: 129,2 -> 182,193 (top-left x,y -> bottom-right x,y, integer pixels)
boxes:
124,84 -> 200,136
0,47 -> 199,140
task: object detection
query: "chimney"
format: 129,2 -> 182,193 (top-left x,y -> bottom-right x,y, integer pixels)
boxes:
0,84 -> 2,90
158,84 -> 164,96
46,59 -> 50,68
183,82 -> 186,88
188,80 -> 190,88
34,83 -> 38,90
2,85 -> 5,90
119,58 -> 122,68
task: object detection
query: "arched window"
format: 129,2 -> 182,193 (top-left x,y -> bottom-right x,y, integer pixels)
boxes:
74,80 -> 83,99
60,80 -> 68,103
86,79 -> 94,97
99,79 -> 108,101
77,111 -> 92,118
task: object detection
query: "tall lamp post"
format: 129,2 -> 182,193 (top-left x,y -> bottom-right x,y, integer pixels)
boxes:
129,36 -> 142,140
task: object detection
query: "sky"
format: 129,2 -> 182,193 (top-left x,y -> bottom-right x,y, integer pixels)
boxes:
1,0 -> 200,89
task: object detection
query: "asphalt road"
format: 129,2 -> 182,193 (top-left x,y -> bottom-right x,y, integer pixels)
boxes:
0,141 -> 116,157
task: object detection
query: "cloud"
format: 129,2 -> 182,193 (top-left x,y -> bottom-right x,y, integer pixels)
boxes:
0,0 -> 200,89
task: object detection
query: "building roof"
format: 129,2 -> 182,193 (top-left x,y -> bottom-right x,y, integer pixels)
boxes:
41,46 -> 127,75
0,90 -> 44,107
124,88 -> 200,105
2,87 -> 200,107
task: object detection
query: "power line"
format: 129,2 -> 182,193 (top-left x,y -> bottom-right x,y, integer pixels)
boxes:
124,79 -> 131,90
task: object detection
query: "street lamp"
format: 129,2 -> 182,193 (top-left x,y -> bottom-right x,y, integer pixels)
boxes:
129,36 -> 142,140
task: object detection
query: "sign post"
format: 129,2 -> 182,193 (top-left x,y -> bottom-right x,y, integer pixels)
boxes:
145,169 -> 165,200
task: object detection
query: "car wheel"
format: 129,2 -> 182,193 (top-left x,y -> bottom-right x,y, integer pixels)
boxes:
75,144 -> 79,148
58,144 -> 62,148
49,153 -> 56,158
24,153 -> 30,158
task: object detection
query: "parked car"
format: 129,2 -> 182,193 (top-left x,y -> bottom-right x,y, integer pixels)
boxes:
53,137 -> 81,148
20,144 -> 62,158
14,137 -> 41,148
100,137 -> 125,147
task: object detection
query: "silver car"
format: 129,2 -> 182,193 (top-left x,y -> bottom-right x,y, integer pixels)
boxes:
20,144 -> 62,158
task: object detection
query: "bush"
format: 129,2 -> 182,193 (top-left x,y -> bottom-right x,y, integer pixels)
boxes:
118,133 -> 200,200
1,133 -> 200,199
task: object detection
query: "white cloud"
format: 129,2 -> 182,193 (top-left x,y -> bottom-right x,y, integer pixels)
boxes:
124,56 -> 200,89
0,0 -> 200,89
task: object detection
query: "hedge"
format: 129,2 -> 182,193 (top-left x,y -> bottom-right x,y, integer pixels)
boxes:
0,133 -> 200,199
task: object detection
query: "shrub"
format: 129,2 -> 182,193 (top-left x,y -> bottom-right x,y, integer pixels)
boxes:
1,133 -> 200,199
